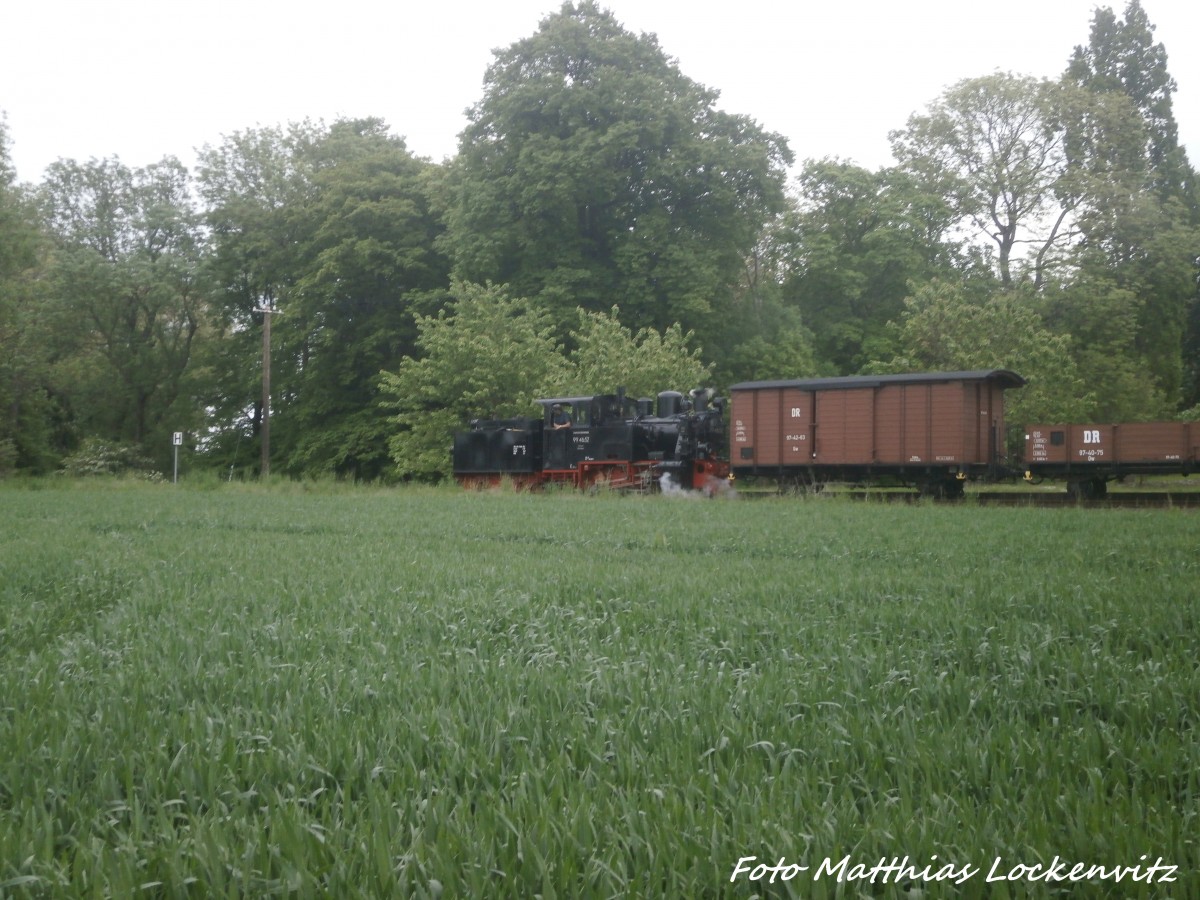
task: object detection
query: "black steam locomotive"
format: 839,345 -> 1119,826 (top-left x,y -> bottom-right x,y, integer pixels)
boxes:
452,387 -> 730,493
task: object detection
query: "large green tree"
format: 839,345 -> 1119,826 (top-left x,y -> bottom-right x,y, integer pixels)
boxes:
890,73 -> 1083,290
442,1 -> 791,360
196,122 -> 329,475
561,305 -> 711,399
1065,0 -> 1199,408
271,120 -> 449,480
889,55 -> 1195,411
780,159 -> 985,374
1067,0 -> 1194,206
198,119 -> 449,479
38,156 -> 209,463
1042,276 -> 1169,420
689,208 -> 820,385
0,116 -> 56,473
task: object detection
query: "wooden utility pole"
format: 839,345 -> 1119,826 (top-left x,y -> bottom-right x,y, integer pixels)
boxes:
260,304 -> 272,478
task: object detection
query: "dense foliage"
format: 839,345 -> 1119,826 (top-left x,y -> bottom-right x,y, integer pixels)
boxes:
0,0 -> 1196,480
0,117 -> 53,474
441,2 -> 792,365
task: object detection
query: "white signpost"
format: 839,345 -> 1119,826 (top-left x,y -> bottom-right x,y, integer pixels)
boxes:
172,432 -> 183,483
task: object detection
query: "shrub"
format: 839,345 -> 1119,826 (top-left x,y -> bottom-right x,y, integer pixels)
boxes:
59,438 -> 163,480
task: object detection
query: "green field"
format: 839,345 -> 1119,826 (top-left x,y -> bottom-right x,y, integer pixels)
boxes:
1,483 -> 1197,898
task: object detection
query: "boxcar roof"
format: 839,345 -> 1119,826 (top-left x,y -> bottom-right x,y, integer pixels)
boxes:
729,369 -> 1026,391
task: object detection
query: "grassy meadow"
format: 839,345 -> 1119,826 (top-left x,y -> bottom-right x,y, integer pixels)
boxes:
1,482 -> 1197,898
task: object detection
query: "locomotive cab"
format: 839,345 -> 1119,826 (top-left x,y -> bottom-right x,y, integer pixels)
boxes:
539,392 -> 639,471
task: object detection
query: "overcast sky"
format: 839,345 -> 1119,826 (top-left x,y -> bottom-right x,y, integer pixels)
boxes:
3,0 -> 1196,186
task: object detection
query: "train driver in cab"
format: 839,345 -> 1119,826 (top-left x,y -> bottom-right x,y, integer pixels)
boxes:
551,403 -> 573,430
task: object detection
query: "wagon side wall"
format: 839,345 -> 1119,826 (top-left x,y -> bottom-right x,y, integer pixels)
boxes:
731,388 -> 816,468
870,381 -> 974,465
814,388 -> 875,464
729,372 -> 1012,478
1024,421 -> 1196,476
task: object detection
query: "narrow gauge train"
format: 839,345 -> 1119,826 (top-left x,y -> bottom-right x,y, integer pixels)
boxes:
452,370 -> 1197,496
452,387 -> 730,493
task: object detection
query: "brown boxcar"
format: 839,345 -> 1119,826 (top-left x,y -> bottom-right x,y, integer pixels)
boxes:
729,370 -> 1026,495
1024,422 -> 1197,497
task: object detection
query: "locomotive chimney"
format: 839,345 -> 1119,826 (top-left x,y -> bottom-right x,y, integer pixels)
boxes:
690,387 -> 712,412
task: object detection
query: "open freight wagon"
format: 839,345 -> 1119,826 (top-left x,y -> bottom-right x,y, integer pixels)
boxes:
1024,422 -> 1197,498
729,370 -> 1026,496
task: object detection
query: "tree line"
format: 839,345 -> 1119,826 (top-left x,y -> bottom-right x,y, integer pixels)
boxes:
1,0 -> 1196,481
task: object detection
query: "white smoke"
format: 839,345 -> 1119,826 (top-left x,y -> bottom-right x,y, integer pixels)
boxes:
659,472 -> 693,497
660,472 -> 737,499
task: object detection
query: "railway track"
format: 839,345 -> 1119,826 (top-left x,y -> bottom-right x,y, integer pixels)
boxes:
973,491 -> 1200,508
812,491 -> 1200,508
